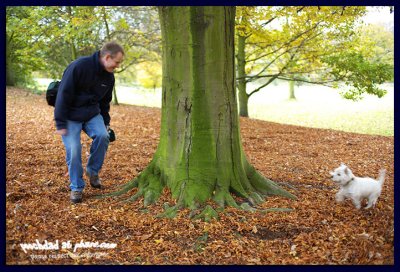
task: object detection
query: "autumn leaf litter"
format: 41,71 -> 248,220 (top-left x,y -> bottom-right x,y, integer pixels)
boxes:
6,88 -> 394,264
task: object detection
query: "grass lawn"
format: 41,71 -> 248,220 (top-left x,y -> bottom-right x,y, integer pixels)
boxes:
247,83 -> 394,136
33,78 -> 394,136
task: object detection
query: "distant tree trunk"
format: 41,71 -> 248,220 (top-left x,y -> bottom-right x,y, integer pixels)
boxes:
66,7 -> 77,61
70,43 -> 77,61
6,34 -> 15,86
115,6 -> 295,216
101,6 -> 119,105
112,86 -> 119,105
237,34 -> 249,117
6,64 -> 15,86
289,78 -> 296,100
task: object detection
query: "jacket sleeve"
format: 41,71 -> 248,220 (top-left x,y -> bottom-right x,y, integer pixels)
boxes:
99,77 -> 114,126
54,65 -> 78,130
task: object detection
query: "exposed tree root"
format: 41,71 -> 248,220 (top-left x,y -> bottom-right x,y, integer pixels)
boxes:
94,179 -> 138,199
156,203 -> 179,219
192,205 -> 219,222
98,156 -> 296,220
244,162 -> 297,200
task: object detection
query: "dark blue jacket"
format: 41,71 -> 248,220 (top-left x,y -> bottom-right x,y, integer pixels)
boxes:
54,51 -> 114,130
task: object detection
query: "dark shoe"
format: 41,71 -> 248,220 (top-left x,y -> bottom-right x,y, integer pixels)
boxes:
86,172 -> 102,189
70,191 -> 82,204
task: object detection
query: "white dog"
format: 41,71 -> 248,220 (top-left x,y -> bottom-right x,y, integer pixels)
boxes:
330,163 -> 385,209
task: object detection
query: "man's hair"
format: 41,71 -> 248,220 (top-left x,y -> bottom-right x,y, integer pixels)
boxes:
100,41 -> 125,57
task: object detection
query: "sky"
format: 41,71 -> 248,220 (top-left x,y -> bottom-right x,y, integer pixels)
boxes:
363,6 -> 394,27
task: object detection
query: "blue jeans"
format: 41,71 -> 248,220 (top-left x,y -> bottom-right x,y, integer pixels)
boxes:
62,114 -> 109,192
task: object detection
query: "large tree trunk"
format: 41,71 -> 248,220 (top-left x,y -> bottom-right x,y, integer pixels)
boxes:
237,34 -> 249,117
114,6 -> 295,215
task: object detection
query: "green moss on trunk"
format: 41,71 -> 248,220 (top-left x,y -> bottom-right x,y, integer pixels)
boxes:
237,34 -> 249,117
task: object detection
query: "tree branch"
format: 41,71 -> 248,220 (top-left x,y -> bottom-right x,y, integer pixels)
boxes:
247,73 -> 282,97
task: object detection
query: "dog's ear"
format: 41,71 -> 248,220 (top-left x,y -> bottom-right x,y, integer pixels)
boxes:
340,162 -> 346,166
344,167 -> 350,175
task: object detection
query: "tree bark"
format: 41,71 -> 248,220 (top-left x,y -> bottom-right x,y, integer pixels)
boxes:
115,6 -> 295,214
237,34 -> 249,117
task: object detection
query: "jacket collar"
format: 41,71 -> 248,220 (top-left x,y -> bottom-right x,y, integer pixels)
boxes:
93,51 -> 109,75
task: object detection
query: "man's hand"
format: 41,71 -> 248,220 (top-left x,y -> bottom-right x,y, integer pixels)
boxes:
56,129 -> 68,136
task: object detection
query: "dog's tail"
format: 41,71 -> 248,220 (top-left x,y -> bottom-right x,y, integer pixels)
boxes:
378,169 -> 386,186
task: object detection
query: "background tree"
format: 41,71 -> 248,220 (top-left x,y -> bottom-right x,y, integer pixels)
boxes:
99,6 -> 161,104
6,7 -> 50,86
109,6 -> 295,219
235,6 -> 393,117
320,17 -> 394,101
358,24 -> 394,70
5,6 -> 161,95
6,6 -> 102,83
137,61 -> 162,92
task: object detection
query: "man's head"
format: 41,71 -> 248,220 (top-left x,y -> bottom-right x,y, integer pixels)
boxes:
100,41 -> 125,73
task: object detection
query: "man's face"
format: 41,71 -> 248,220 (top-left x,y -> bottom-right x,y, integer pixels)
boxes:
103,52 -> 124,73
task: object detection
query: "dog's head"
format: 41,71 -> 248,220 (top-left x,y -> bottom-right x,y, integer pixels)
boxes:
330,163 -> 354,185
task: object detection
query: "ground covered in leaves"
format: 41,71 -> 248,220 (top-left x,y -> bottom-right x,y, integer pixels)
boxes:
6,87 -> 394,265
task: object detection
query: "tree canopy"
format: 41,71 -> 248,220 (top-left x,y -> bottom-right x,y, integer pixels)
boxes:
235,6 -> 394,116
6,6 -> 393,106
6,6 -> 161,86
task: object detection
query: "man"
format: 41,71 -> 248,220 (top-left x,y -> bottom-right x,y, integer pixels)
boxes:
54,41 -> 124,203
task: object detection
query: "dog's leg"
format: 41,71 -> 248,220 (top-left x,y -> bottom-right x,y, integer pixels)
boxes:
365,199 -> 373,209
352,197 -> 361,209
366,194 -> 379,209
336,191 -> 345,203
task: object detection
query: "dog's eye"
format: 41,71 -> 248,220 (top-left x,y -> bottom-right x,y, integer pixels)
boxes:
337,174 -> 341,176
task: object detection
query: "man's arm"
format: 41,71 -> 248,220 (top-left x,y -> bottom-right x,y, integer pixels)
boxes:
99,78 -> 114,127
55,129 -> 68,135
54,65 -> 78,131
